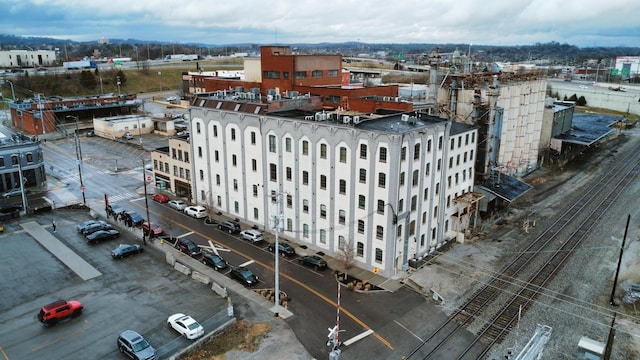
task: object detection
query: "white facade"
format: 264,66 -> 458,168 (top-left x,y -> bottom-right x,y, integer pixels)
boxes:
150,136 -> 192,199
189,106 -> 476,277
0,50 -> 57,68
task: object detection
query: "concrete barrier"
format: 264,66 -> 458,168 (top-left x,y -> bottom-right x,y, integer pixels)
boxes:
174,261 -> 191,276
192,271 -> 210,285
166,252 -> 176,266
211,282 -> 227,298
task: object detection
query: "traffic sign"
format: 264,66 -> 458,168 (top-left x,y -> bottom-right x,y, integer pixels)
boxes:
146,175 -> 152,182
81,185 -> 85,191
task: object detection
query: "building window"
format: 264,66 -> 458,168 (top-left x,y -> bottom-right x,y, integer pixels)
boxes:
302,140 -> 309,155
214,150 -> 219,162
358,195 -> 365,209
303,224 -> 309,238
360,144 -> 367,159
320,144 -> 327,159
251,131 -> 256,145
339,180 -> 346,194
328,69 -> 338,77
303,199 -> 309,213
377,200 -> 385,214
338,236 -> 345,250
338,210 -> 346,224
320,175 -> 327,189
270,163 -> 277,182
437,158 -> 441,171
217,196 -> 222,207
286,167 -> 292,181
379,147 -> 387,162
199,170 -> 204,180
213,125 -> 218,137
359,168 -> 366,183
286,138 -> 292,152
287,218 -> 293,232
232,154 -> 237,166
397,224 -> 402,237
320,229 -> 327,244
424,187 -> 429,200
264,71 -> 280,79
449,157 -> 453,169
450,138 -> 455,150
470,150 -> 474,161
198,146 -> 202,158
401,147 -> 406,161
271,190 -> 277,203
425,163 -> 430,175
253,184 -> 258,197
414,143 -> 420,160
412,170 -> 419,186
254,208 -> 259,220
185,169 -> 190,181
216,174 -> 220,185
409,220 -> 416,236
287,194 -> 293,208
339,147 -> 347,163
283,72 -> 289,79
184,152 -> 189,163
320,204 -> 327,218
302,171 -> 309,185
295,71 -> 307,79
438,136 -> 443,150
179,167 -> 184,178
234,201 -> 239,213
400,172 -> 405,186
375,248 -> 383,263
312,70 -> 323,78
398,199 -> 404,213
252,159 -> 257,171
427,139 -> 432,152
233,179 -> 238,191
172,148 -> 177,159
231,128 -> 236,141
411,195 -> 417,211
358,220 -> 365,234
173,165 -> 178,176
376,226 -> 383,239
378,173 -> 386,188
196,122 -> 201,134
269,135 -> 276,152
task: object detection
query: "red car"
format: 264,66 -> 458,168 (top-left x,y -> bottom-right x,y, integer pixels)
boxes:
152,193 -> 170,203
37,300 -> 83,326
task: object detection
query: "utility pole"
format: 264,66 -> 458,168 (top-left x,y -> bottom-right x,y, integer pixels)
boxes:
142,160 -> 150,245
271,193 -> 284,317
17,152 -> 28,215
610,214 -> 631,305
74,131 -> 86,205
327,279 -> 343,359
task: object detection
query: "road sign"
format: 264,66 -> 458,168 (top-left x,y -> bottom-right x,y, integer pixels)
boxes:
146,175 -> 152,182
81,185 -> 85,191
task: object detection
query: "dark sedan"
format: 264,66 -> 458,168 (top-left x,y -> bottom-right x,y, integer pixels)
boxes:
200,253 -> 228,271
124,211 -> 144,226
82,222 -> 113,235
111,244 -> 144,259
76,219 -> 102,233
298,255 -> 328,270
267,242 -> 296,257
230,267 -> 259,286
86,229 -> 120,244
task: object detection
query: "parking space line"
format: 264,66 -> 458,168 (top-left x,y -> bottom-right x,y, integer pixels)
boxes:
177,232 -> 193,238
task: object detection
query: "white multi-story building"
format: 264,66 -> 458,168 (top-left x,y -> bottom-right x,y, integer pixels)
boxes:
0,50 -> 57,68
189,99 -> 477,277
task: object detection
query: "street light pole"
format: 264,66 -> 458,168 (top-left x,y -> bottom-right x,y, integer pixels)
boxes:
271,193 -> 284,318
74,132 -> 86,205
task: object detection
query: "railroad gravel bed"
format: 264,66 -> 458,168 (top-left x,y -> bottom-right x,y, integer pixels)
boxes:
408,132 -> 640,359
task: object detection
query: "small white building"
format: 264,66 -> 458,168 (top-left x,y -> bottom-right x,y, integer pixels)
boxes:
0,50 -> 57,68
93,114 -> 153,140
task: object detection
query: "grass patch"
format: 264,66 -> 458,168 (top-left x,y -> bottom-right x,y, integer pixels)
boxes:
181,320 -> 270,360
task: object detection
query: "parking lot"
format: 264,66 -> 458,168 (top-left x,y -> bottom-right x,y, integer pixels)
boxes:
0,209 -> 232,360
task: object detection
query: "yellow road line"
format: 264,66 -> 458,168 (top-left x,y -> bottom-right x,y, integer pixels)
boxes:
135,202 -> 393,350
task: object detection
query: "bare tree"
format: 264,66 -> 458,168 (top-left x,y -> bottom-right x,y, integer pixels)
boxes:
204,192 -> 217,224
164,216 -> 176,244
338,239 -> 356,281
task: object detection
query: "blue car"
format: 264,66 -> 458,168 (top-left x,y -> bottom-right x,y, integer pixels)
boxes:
124,211 -> 144,226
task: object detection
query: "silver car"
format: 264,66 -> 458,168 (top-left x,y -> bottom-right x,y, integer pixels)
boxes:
168,199 -> 187,211
117,330 -> 156,360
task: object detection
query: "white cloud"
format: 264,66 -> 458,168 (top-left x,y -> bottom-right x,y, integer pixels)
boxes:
0,0 -> 639,46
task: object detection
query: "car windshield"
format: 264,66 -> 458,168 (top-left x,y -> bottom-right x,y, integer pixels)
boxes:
132,338 -> 150,352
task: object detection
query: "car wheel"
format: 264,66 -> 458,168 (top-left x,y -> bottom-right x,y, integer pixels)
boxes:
168,322 -> 171,328
202,259 -> 207,265
281,252 -> 286,257
119,345 -> 124,353
298,259 -> 304,264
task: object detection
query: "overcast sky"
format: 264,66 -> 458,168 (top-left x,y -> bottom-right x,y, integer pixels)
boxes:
2,0 -> 639,47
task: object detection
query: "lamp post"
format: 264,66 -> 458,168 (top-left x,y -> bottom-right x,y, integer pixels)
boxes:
271,192 -> 285,318
158,71 -> 162,92
15,152 -> 28,215
137,116 -> 143,148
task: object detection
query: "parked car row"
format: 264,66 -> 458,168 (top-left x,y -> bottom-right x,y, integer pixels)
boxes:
76,219 -> 120,244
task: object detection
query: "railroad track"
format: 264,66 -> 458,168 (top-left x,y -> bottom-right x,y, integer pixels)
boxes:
406,138 -> 640,359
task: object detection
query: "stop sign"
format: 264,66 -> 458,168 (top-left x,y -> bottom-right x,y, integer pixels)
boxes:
147,175 -> 152,182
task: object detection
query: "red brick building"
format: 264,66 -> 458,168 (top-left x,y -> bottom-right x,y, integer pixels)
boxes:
186,46 -> 411,113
